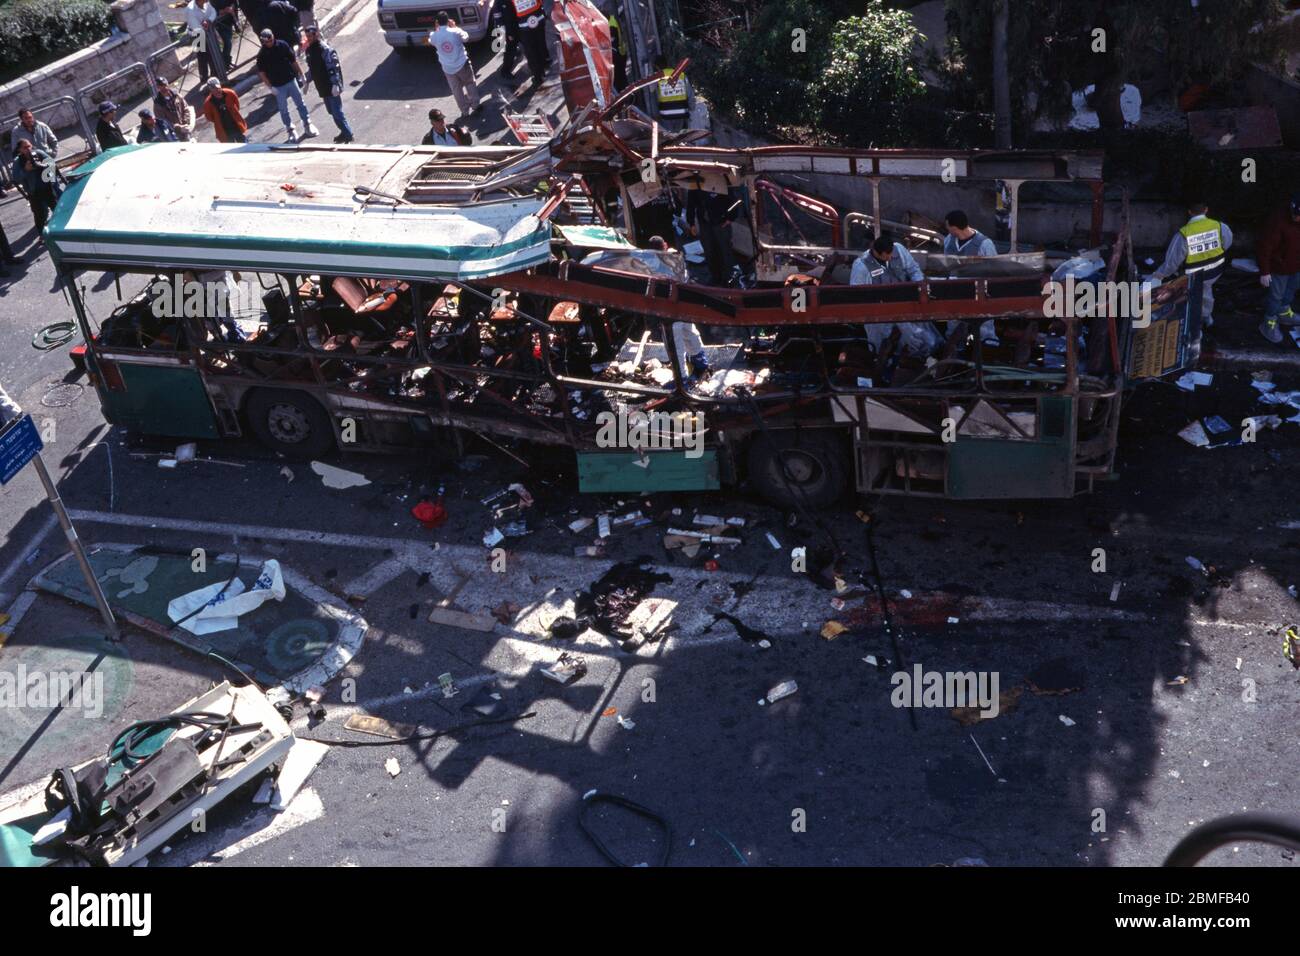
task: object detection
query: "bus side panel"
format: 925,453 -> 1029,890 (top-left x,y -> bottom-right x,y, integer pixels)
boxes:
103,363 -> 221,439
946,397 -> 1075,499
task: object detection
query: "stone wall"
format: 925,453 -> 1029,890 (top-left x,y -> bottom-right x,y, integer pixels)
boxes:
0,0 -> 183,150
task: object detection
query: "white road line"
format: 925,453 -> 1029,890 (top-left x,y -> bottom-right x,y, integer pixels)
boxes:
341,554 -> 410,599
66,509 -> 424,551
161,787 -> 325,867
336,0 -> 375,36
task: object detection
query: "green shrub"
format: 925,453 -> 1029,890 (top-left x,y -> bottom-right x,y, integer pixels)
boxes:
0,0 -> 114,87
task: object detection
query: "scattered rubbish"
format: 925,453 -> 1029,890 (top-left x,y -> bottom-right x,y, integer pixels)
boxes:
569,517 -> 594,533
385,758 -> 401,777
617,715 -> 636,730
252,779 -> 275,805
759,680 -> 798,706
899,589 -> 912,599
864,654 -> 878,666
820,620 -> 847,641
174,442 -> 197,462
946,616 -> 960,625
1167,675 -> 1189,686
571,559 -> 673,639
1186,556 -> 1206,574
710,611 -> 771,645
167,559 -> 286,636
482,527 -> 505,547
1174,371 -> 1213,392
540,652 -> 588,684
1289,585 -> 1298,599
461,684 -> 508,719
438,672 -> 459,698
411,497 -> 447,529
1109,581 -> 1122,602
547,615 -> 589,640
602,706 -> 618,717
1284,627 -> 1300,669
345,713 -> 416,739
311,460 -> 371,489
501,520 -> 531,538
1058,715 -> 1076,727
1235,657 -> 1242,671
280,466 -> 295,482
765,532 -> 782,550
157,458 -> 177,469
578,791 -> 671,867
491,601 -> 522,625
508,483 -> 534,507
969,734 -> 1000,779
428,607 -> 496,632
952,857 -> 989,867
830,597 -> 846,611
704,559 -> 719,571
597,515 -> 612,538
574,545 -> 605,557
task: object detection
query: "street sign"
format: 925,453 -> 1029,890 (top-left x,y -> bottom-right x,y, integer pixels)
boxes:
0,413 -> 44,485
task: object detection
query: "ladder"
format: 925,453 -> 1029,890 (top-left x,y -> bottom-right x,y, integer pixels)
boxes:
503,111 -> 555,145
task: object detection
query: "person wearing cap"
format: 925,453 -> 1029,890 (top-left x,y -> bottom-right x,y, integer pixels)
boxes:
425,12 -> 480,118
303,25 -> 353,143
421,108 -> 467,146
153,77 -> 196,141
1257,194 -> 1300,344
95,102 -> 129,151
257,27 -> 318,142
1150,200 -> 1232,329
136,109 -> 179,144
202,77 -> 248,143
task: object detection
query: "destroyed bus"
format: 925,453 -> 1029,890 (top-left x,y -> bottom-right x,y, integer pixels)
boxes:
45,125 -> 1204,508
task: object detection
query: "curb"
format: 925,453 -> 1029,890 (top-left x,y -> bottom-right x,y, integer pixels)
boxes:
1201,346 -> 1300,372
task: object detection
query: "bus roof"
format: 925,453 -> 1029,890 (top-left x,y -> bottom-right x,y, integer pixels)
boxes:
45,143 -> 553,280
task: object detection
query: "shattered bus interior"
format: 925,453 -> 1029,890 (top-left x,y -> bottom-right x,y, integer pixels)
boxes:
47,93 -> 1203,507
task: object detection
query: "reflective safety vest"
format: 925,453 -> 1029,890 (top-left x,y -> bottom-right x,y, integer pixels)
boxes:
608,13 -> 627,56
1180,217 -> 1226,273
512,0 -> 542,18
656,69 -> 688,110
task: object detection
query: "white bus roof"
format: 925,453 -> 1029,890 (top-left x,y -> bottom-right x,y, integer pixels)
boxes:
46,143 -> 553,280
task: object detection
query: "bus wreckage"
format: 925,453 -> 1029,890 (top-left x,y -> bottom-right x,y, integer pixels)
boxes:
46,91 -> 1206,506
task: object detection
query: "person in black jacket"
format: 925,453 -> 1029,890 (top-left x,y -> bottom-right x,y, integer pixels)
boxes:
490,0 -> 521,82
303,25 -> 353,142
95,102 -> 129,151
263,0 -> 301,46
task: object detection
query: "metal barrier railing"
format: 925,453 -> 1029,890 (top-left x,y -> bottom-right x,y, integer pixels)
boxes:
0,96 -> 96,184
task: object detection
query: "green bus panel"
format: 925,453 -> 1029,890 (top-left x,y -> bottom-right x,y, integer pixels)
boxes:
946,397 -> 1075,499
104,363 -> 220,439
577,450 -> 720,493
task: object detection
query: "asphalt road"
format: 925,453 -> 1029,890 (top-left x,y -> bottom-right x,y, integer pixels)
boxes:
2,3 -> 1299,868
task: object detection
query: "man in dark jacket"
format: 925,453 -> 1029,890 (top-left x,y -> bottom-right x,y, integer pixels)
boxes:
490,0 -> 521,81
303,25 -> 353,143
95,102 -> 129,151
686,188 -> 741,285
136,109 -> 179,143
1258,193 -> 1300,344
11,138 -> 62,237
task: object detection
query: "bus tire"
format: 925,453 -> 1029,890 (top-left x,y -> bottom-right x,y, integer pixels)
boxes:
746,430 -> 848,511
245,388 -> 337,459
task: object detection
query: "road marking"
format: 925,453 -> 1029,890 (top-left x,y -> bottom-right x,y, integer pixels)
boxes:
341,554 -> 410,598
161,787 -> 325,867
337,0 -> 376,36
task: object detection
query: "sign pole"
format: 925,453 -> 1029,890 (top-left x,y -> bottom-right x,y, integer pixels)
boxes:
1,383 -> 119,641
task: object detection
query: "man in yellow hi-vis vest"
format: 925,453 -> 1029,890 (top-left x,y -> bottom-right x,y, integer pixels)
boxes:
653,55 -> 691,129
1150,201 -> 1233,328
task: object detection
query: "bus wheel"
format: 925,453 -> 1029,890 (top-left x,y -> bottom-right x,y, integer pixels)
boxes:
747,431 -> 848,511
245,389 -> 337,459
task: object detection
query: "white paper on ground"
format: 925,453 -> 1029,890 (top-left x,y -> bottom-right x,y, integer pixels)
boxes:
311,461 -> 371,489
167,559 -> 287,635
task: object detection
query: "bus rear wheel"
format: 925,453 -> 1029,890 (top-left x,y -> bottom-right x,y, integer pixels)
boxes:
245,388 -> 337,459
747,430 -> 849,511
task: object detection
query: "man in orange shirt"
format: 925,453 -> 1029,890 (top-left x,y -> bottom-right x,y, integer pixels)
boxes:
201,77 -> 248,143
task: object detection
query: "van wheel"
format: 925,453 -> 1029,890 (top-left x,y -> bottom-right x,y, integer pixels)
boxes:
245,389 -> 336,459
747,430 -> 848,510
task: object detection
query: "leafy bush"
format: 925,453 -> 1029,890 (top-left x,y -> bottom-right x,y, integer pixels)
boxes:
0,0 -> 114,87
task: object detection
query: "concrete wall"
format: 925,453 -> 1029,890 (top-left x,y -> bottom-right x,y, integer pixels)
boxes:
1246,65 -> 1300,149
0,0 -> 183,148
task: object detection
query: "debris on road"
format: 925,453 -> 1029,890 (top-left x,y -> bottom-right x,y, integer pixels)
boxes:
438,672 -> 459,698
167,559 -> 286,636
345,714 -> 417,739
617,714 -> 636,730
821,620 -> 847,640
311,461 -> 371,489
759,680 -> 798,706
540,652 -> 588,685
1059,714 -> 1076,727
385,758 -> 401,777
428,607 -> 497,632
951,686 -> 1022,725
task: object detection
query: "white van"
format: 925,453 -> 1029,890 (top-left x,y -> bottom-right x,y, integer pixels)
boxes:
377,0 -> 494,49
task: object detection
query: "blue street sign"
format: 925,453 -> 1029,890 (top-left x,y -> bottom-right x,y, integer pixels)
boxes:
0,414 -> 44,485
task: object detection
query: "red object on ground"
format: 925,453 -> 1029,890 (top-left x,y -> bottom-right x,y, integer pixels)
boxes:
554,0 -> 613,113
704,559 -> 719,572
412,499 -> 447,529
